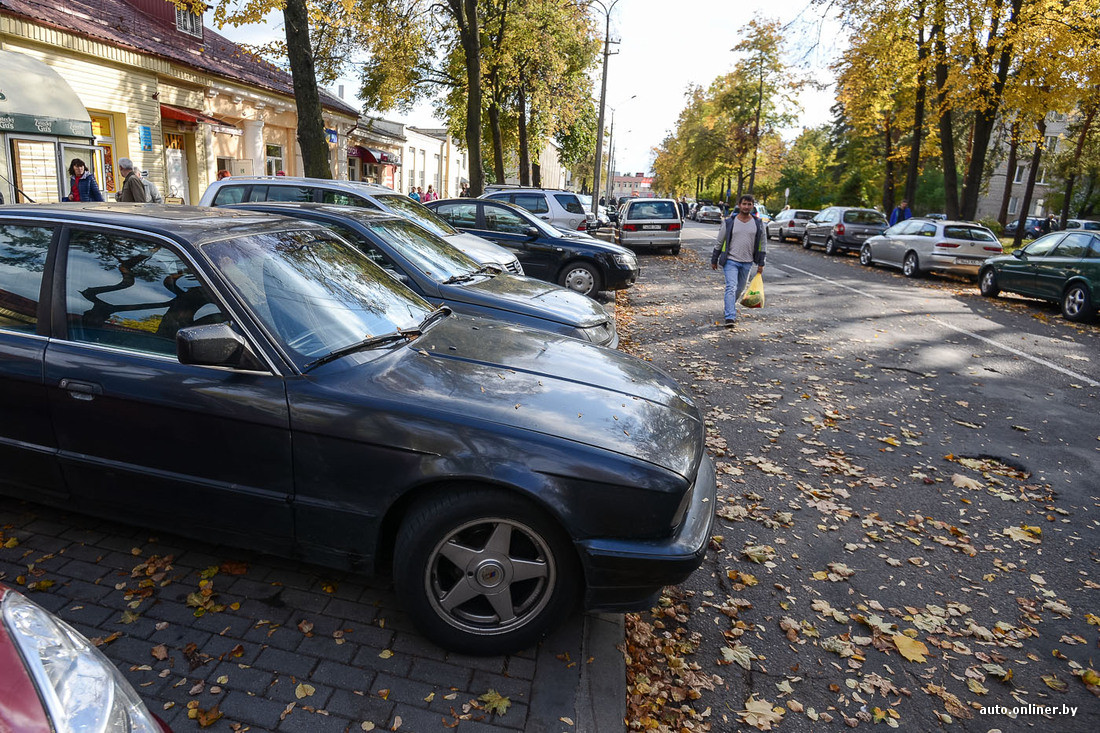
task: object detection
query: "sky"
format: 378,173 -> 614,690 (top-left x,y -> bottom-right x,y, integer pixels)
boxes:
205,0 -> 845,176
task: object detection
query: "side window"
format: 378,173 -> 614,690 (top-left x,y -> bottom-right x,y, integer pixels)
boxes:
64,229 -> 226,356
434,202 -> 479,228
321,191 -> 379,208
1089,236 -> 1100,258
266,186 -> 314,203
485,193 -> 511,203
1023,234 -> 1062,257
514,193 -> 549,214
0,224 -> 53,333
484,206 -> 529,235
916,223 -> 937,237
553,194 -> 584,215
1052,233 -> 1091,259
211,186 -> 246,206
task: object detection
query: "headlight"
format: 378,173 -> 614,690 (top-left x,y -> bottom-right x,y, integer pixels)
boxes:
612,252 -> 637,269
2,590 -> 162,733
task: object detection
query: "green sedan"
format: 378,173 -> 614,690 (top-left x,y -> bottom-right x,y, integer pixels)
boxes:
978,231 -> 1100,322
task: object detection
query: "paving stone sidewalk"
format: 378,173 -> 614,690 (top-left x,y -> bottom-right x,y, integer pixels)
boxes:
0,497 -> 625,732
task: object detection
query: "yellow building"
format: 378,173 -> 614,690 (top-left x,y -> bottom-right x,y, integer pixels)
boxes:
0,0 -> 359,204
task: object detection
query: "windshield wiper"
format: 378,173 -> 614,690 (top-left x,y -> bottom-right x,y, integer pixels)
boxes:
442,265 -> 499,285
474,264 -> 502,276
412,305 -> 451,332
441,272 -> 477,284
304,331 -> 411,370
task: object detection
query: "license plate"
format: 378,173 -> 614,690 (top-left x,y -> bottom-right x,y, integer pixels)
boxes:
642,224 -> 660,230
955,257 -> 981,266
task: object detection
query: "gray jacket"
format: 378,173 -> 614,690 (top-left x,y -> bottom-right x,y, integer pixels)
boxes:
711,214 -> 766,267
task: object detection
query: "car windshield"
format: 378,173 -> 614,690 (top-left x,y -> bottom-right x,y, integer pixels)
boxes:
943,225 -> 998,242
203,228 -> 432,366
362,218 -> 481,281
628,201 -> 679,220
844,210 -> 888,225
375,194 -> 461,237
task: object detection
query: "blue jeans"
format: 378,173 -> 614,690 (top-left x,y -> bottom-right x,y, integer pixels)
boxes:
722,259 -> 754,321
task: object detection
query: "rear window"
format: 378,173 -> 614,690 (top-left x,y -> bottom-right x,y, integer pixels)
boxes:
943,226 -> 997,242
843,210 -> 887,225
628,201 -> 680,220
794,211 -> 816,220
552,194 -> 584,215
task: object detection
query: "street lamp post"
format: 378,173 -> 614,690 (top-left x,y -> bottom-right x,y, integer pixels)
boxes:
604,94 -> 636,205
589,0 -> 619,219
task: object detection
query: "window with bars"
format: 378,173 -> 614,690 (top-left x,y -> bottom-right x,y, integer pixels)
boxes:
176,8 -> 203,38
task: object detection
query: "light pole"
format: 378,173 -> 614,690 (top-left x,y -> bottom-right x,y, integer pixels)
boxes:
604,94 -> 636,205
589,0 -> 620,219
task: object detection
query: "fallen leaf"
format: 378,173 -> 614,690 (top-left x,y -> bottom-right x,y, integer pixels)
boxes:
951,474 -> 983,490
739,695 -> 783,730
478,689 -> 511,716
892,634 -> 929,663
295,683 -> 315,699
151,644 -> 168,661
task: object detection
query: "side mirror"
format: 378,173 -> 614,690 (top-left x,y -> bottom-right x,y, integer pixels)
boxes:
1012,249 -> 1024,259
524,226 -> 539,239
177,322 -> 264,370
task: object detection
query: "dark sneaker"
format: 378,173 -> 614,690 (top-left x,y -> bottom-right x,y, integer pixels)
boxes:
724,319 -> 736,328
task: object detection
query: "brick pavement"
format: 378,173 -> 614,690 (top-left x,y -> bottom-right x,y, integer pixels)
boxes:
0,496 -> 623,732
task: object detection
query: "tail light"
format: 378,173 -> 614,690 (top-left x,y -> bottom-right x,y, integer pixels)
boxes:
576,223 -> 586,231
788,221 -> 795,227
668,222 -> 681,231
935,242 -> 960,248
984,245 -> 1003,252
622,224 -> 638,232
835,223 -> 846,235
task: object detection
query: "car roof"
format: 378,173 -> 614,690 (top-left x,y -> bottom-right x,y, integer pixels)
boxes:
0,203 -> 318,245
223,201 -> 405,225
209,176 -> 397,194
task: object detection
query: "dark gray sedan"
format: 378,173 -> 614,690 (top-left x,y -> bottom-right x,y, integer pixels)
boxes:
802,207 -> 888,255
0,204 -> 715,656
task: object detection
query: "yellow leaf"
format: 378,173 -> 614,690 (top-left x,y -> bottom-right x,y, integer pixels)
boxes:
951,474 -> 983,490
295,683 -> 315,699
478,689 -> 511,716
378,649 -> 394,659
1041,674 -> 1067,692
892,633 -> 929,662
739,695 -> 784,730
361,723 -> 376,731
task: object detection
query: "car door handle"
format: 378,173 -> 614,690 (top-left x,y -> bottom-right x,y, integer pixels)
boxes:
59,378 -> 102,401
540,216 -> 550,220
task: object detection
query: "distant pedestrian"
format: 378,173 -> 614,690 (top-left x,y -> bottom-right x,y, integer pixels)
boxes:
1042,214 -> 1057,234
711,194 -> 766,328
64,158 -> 104,202
679,197 -> 689,219
410,187 -> 421,202
217,169 -> 231,180
424,185 -> 436,202
138,170 -> 164,204
116,158 -> 147,202
889,199 -> 913,226
459,182 -> 470,197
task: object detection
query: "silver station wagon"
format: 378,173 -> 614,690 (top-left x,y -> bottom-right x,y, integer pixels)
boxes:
860,219 -> 1004,278
615,198 -> 683,255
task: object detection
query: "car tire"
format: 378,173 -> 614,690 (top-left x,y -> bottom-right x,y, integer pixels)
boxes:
802,233 -> 813,250
979,268 -> 1000,297
903,252 -> 922,278
393,486 -> 579,656
859,244 -> 873,267
558,261 -> 602,297
824,237 -> 838,256
1062,282 -> 1095,322
671,246 -> 681,255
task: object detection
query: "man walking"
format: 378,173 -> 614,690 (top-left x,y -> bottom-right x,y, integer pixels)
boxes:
889,199 -> 912,226
711,194 -> 766,328
116,158 -> 147,202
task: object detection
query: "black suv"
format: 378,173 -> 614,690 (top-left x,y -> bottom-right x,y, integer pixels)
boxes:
425,198 -> 639,298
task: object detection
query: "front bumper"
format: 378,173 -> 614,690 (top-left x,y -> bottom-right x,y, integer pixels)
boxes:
580,457 -> 716,611
604,263 -> 640,291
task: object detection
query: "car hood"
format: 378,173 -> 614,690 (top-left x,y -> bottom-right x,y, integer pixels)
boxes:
444,274 -> 611,327
445,232 -> 518,266
321,316 -> 703,479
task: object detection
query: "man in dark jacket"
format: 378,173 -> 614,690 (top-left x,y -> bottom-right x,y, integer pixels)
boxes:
711,194 -> 766,327
117,158 -> 147,202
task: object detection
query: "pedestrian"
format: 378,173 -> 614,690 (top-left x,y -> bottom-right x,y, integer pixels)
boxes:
116,158 -> 147,202
409,187 -> 421,202
889,199 -> 913,226
63,158 -> 105,202
459,182 -> 470,197
679,197 -> 689,219
424,185 -> 436,202
416,186 -> 424,201
138,170 -> 164,204
1042,214 -> 1057,233
217,169 -> 231,180
711,194 -> 766,328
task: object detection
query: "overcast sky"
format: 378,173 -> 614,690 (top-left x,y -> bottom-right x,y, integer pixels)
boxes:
206,0 -> 844,175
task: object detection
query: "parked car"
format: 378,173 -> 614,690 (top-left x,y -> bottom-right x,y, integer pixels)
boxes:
481,186 -> 591,232
766,209 -> 818,242
695,206 -> 724,224
860,219 -> 1003,278
1065,219 -> 1100,231
0,584 -> 171,732
616,198 -> 684,255
576,194 -> 611,228
802,207 -> 889,255
0,204 -> 713,655
1003,216 -> 1044,239
228,202 -> 619,347
752,204 -> 773,225
199,176 -> 524,275
979,230 -> 1100,322
425,197 -> 639,297
925,213 -> 948,220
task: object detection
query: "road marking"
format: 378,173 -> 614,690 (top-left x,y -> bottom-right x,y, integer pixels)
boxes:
775,263 -> 1100,388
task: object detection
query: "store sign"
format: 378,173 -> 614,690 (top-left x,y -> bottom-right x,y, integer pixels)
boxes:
0,113 -> 93,137
139,125 -> 153,151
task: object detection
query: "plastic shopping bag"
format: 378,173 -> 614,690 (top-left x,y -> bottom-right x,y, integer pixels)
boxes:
740,273 -> 765,308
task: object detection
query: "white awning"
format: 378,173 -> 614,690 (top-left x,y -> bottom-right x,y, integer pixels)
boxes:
0,50 -> 94,139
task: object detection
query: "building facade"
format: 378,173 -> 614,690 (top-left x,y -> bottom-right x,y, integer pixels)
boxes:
975,112 -> 1072,222
0,0 -> 358,205
611,172 -> 655,200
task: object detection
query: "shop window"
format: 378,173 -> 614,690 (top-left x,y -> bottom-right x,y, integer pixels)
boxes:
176,7 -> 203,38
11,139 -> 61,203
265,144 -> 284,176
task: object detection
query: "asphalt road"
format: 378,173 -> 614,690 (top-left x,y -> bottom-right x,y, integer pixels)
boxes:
616,220 -> 1099,732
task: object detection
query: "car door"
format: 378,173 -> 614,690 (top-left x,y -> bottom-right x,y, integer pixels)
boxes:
0,220 -> 68,500
810,209 -> 834,246
1033,233 -> 1091,300
43,224 -> 295,550
479,202 -> 559,279
998,234 -> 1062,295
513,193 -> 553,225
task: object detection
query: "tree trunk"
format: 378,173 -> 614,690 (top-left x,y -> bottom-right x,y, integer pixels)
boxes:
1013,117 -> 1046,250
748,62 -> 764,193
449,0 -> 484,196
1059,103 -> 1097,225
932,0 -> 959,219
284,0 -> 330,178
904,9 -> 929,206
488,85 -> 506,184
532,162 -> 541,187
1081,174 -> 1097,216
959,0 -> 1022,221
518,83 -> 531,186
882,114 -> 896,213
997,123 -> 1019,227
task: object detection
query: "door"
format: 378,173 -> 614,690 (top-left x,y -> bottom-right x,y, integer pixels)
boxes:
61,144 -> 106,200
0,221 -> 67,499
44,225 -> 294,550
479,203 -> 557,279
998,234 -> 1062,294
164,135 -> 189,203
1034,233 -> 1091,300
